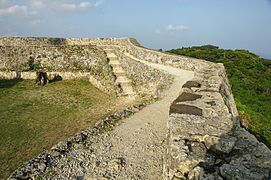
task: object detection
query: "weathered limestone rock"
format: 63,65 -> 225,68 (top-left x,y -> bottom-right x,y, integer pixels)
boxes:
164,63 -> 271,180
117,51 -> 174,98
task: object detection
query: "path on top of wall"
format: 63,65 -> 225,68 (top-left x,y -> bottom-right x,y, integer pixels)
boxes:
51,54 -> 194,179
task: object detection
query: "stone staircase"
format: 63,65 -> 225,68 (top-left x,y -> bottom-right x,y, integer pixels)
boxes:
104,49 -> 135,96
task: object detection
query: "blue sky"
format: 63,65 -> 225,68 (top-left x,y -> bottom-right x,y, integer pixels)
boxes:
0,0 -> 271,58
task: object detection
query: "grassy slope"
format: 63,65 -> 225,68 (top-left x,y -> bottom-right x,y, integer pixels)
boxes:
0,79 -> 122,179
168,45 -> 271,148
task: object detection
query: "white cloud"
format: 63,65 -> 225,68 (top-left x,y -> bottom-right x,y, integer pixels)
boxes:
0,0 -> 104,17
0,4 -> 28,16
60,0 -> 104,11
29,0 -> 104,12
29,0 -> 45,9
166,24 -> 188,32
79,2 -> 92,9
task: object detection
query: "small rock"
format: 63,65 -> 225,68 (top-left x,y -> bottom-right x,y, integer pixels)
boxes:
38,163 -> 47,173
174,172 -> 186,179
76,175 -> 84,180
108,158 -> 125,173
178,160 -> 198,176
205,135 -> 237,154
188,166 -> 201,180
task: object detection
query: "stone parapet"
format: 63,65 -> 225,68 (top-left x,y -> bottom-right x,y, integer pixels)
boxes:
163,64 -> 271,180
116,50 -> 174,98
122,39 -> 271,180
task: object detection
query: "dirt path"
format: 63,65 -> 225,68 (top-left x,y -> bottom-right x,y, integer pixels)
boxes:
53,57 -> 194,179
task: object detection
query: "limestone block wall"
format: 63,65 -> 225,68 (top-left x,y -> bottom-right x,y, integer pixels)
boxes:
0,37 -> 67,46
115,50 -> 174,98
0,45 -> 106,72
164,64 -> 271,179
0,71 -> 96,81
120,39 -> 271,179
123,39 -> 211,72
0,44 -> 117,94
0,37 -> 129,46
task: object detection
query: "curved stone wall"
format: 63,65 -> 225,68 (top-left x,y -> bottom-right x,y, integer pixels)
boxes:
119,39 -> 271,180
1,37 -> 270,179
114,49 -> 174,98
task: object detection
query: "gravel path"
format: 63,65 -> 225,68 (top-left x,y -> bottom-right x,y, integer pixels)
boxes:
53,57 -> 194,179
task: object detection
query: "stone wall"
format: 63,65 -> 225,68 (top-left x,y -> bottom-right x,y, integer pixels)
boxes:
0,45 -> 105,72
164,64 -> 271,179
0,44 -> 117,94
123,39 -> 211,72
116,50 -> 174,98
120,38 -> 271,179
0,37 -> 129,46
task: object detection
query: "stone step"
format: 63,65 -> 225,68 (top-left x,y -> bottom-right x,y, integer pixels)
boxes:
109,60 -> 121,65
113,69 -> 126,76
120,82 -> 133,89
109,62 -> 122,69
121,86 -> 135,96
106,53 -> 117,59
113,67 -> 125,72
118,82 -> 135,96
104,51 -> 135,97
116,76 -> 132,84
113,66 -> 125,73
104,49 -> 115,54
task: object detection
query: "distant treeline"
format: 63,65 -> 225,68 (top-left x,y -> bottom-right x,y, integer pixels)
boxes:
168,45 -> 271,148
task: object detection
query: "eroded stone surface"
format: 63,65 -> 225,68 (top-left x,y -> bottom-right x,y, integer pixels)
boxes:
169,104 -> 203,116
165,64 -> 271,180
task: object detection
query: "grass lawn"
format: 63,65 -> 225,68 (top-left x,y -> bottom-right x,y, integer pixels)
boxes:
0,79 -> 130,179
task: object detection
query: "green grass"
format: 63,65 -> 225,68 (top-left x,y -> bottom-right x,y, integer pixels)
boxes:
168,45 -> 271,148
0,79 -> 126,179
